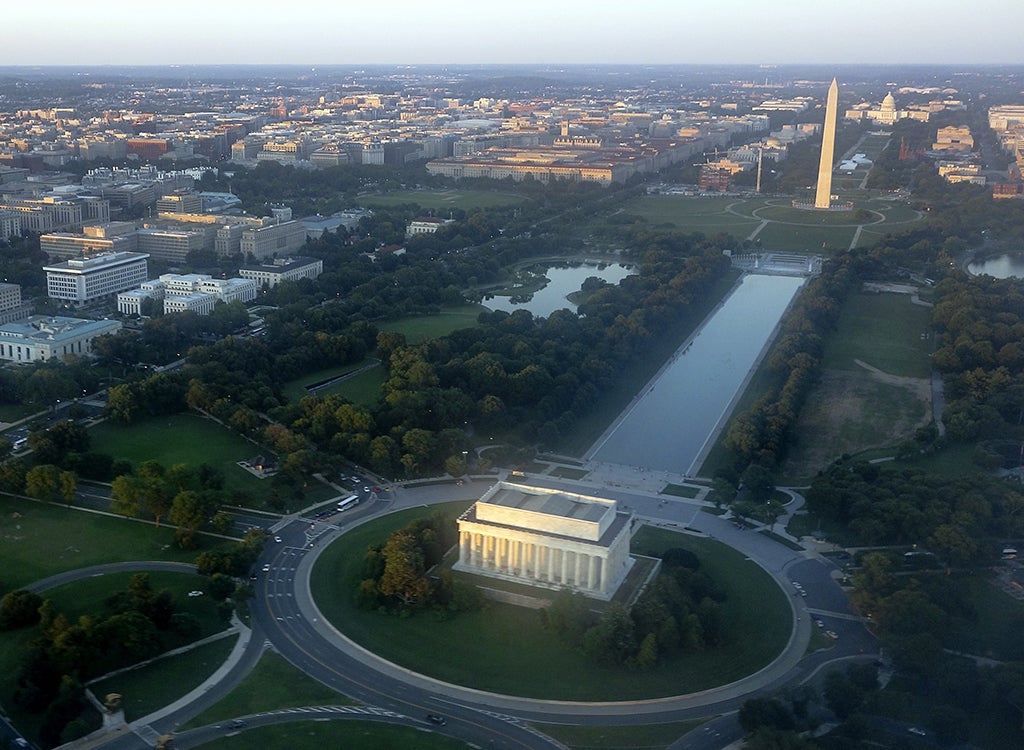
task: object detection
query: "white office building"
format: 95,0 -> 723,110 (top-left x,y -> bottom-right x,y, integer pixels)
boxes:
44,252 -> 149,304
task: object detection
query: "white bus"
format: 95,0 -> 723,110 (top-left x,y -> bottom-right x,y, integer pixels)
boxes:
337,494 -> 359,512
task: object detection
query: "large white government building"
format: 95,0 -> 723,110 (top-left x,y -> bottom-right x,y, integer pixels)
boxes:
44,251 -> 149,304
0,316 -> 120,363
454,482 -> 635,600
117,273 -> 257,316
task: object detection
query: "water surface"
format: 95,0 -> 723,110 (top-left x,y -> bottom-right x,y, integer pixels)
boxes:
483,262 -> 633,318
589,274 -> 806,474
968,254 -> 1024,279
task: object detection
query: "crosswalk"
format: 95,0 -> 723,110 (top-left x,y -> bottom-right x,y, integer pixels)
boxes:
132,723 -> 162,747
264,704 -> 406,719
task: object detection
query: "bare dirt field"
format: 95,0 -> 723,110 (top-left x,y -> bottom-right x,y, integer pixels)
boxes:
784,360 -> 932,479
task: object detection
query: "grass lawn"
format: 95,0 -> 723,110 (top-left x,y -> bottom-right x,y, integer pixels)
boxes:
535,718 -> 708,749
360,189 -> 528,211
822,292 -> 932,377
181,650 -> 353,729
189,720 -> 472,750
889,443 -> 977,477
753,222 -> 857,253
310,505 -> 791,700
774,290 -> 934,481
317,366 -> 387,407
377,305 -> 485,343
89,413 -> 325,512
91,635 -> 237,723
0,496 -> 220,594
942,576 -> 1024,661
0,402 -> 40,423
613,195 -> 923,256
89,413 -> 263,496
616,195 -> 759,237
41,570 -> 229,636
281,359 -> 378,403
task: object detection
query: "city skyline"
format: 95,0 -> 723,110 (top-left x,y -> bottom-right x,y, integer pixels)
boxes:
5,0 -> 1024,67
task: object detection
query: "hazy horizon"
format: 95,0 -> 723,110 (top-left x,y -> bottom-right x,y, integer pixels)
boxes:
5,0 -> 1022,67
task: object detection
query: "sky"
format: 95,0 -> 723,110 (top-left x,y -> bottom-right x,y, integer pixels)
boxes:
3,0 -> 1023,67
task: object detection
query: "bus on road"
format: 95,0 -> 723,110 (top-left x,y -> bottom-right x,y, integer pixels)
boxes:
337,494 -> 359,512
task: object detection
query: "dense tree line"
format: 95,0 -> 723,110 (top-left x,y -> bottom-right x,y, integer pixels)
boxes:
806,460 -> 1024,560
930,274 -> 1024,446
722,251 -> 859,472
541,547 -> 725,669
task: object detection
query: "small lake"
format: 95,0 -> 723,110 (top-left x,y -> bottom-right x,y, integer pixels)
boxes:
588,274 -> 806,475
483,262 -> 634,318
968,254 -> 1024,279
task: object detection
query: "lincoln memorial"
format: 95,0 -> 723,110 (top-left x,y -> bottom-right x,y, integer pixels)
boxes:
453,481 -> 635,601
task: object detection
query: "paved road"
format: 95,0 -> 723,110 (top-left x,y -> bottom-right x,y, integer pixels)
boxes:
250,475 -> 878,745
37,475 -> 876,750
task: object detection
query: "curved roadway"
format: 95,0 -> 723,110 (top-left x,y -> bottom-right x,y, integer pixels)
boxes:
39,476 -> 877,750
249,476 -> 878,748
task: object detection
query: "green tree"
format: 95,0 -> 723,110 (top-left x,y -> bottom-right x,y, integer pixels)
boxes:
25,464 -> 62,503
377,531 -> 432,607
0,589 -> 43,630
543,588 -> 591,639
59,470 -> 77,506
738,695 -> 796,733
583,603 -> 637,665
168,490 -> 216,548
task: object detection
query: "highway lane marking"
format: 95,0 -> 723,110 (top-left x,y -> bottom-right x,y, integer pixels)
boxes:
262,600 -> 538,749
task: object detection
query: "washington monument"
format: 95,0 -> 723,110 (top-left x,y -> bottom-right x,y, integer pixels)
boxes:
814,78 -> 839,209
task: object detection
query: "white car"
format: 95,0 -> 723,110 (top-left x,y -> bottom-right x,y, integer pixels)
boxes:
187,590 -> 204,597
261,563 -> 271,572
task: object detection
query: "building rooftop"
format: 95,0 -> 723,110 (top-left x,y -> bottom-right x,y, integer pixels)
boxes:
240,256 -> 320,272
487,485 -> 608,523
43,251 -> 149,272
0,315 -> 118,342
